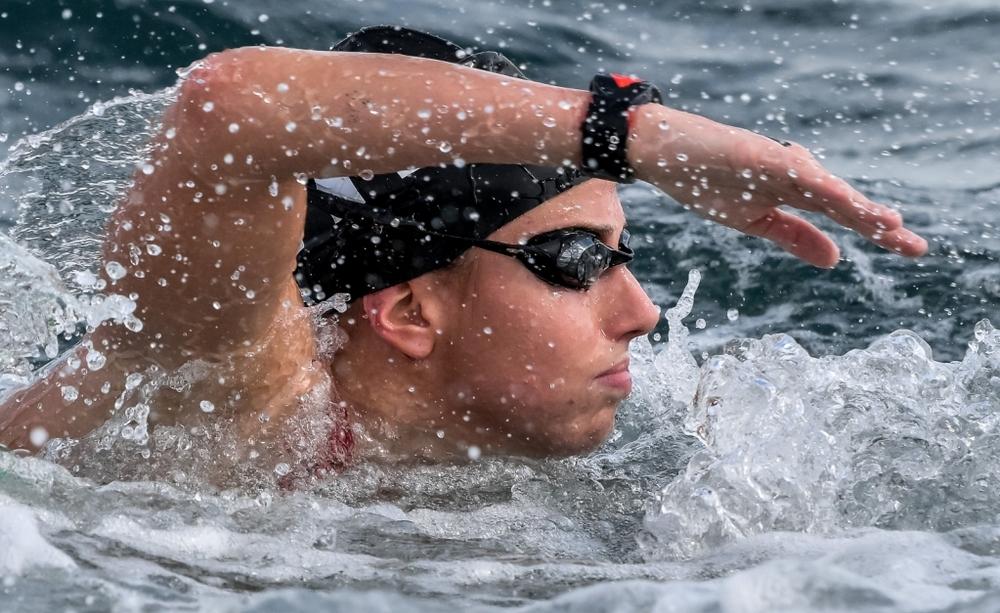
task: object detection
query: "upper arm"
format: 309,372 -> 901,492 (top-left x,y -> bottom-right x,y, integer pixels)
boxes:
101,52 -> 312,360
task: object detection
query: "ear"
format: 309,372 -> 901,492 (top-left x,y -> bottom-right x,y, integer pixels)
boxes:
361,282 -> 445,360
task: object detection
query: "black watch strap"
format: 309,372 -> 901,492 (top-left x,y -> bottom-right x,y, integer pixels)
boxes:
580,73 -> 662,183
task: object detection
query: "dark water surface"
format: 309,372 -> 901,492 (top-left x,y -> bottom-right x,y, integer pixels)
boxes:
2,1 -> 1000,611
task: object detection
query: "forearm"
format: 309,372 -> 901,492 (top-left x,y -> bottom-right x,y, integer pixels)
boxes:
172,47 -> 594,180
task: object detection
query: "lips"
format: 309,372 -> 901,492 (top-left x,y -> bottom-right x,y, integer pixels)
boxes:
595,358 -> 632,393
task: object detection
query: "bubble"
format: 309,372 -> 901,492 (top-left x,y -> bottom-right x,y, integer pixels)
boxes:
358,169 -> 375,181
727,308 -> 740,321
146,244 -> 162,256
453,157 -> 467,168
212,301 -> 222,310
695,318 -> 707,329
467,445 -> 482,460
228,122 -> 240,133
61,8 -> 72,19
658,120 -> 671,131
61,385 -> 79,402
258,13 -> 270,23
199,400 -> 215,413
742,191 -> 753,201
30,426 -> 49,447
223,153 -> 234,165
281,196 -> 294,210
285,121 -> 297,132
201,101 -> 214,112
787,168 -> 799,179
417,109 -> 432,120
542,116 -> 558,128
274,463 -> 291,477
276,82 -> 288,93
483,327 -> 493,335
676,153 -> 689,162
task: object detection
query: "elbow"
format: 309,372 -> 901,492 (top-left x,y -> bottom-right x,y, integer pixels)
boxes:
172,47 -> 267,145
175,48 -> 251,117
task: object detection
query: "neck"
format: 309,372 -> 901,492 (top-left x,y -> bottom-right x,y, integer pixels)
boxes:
332,323 -> 478,462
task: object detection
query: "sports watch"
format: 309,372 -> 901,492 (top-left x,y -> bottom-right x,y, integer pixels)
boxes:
580,73 -> 663,183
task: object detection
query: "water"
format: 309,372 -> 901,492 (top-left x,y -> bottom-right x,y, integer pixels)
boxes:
2,0 -> 1000,610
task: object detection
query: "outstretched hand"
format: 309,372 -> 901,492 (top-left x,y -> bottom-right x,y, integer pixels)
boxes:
631,106 -> 928,267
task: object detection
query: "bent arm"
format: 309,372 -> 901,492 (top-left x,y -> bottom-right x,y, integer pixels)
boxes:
95,45 -> 928,360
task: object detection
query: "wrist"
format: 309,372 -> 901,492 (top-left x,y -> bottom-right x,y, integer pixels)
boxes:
626,103 -> 679,184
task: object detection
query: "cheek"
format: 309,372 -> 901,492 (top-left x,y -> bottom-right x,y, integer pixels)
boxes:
457,289 -> 601,394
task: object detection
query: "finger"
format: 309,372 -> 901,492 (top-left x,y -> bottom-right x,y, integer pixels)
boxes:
819,205 -> 928,257
739,208 -> 840,268
812,179 -> 902,233
777,149 -> 903,231
864,226 -> 929,258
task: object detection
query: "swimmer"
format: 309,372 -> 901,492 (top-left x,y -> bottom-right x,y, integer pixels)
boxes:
0,27 -> 927,475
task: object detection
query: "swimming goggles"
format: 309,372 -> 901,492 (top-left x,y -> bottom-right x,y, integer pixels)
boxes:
425,227 -> 634,290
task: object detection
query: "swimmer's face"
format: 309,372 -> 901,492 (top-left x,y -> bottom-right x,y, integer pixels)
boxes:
431,179 -> 659,456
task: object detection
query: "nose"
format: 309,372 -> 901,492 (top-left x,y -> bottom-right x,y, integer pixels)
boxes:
598,266 -> 660,342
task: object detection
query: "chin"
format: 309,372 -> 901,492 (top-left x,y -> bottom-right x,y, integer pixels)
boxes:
531,405 -> 618,457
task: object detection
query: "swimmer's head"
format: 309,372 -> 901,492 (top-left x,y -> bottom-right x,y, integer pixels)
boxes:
334,178 -> 659,456
304,26 -> 659,456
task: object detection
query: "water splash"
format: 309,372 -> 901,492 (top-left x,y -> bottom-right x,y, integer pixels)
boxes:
641,319 -> 1000,560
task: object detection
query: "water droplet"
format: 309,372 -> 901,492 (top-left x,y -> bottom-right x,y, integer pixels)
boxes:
483,327 -> 493,335
258,13 -> 269,23
285,121 -> 297,132
281,195 -> 294,210
453,157 -> 466,168
86,349 -> 107,371
274,463 -> 291,476
61,386 -> 79,402
787,168 -> 799,179
417,109 -> 432,120
676,153 -> 689,162
105,261 -> 127,281
212,301 -> 222,310
223,153 -> 234,165
467,445 -> 482,460
201,101 -> 214,112
276,82 -> 288,93
727,308 -> 740,322
30,426 -> 49,447
542,116 -> 558,128
742,191 -> 753,201
358,169 -> 375,181
438,141 -> 453,153
228,122 -> 240,133
695,318 -> 707,329
61,8 -> 72,19
199,400 -> 215,413
658,120 -> 671,131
